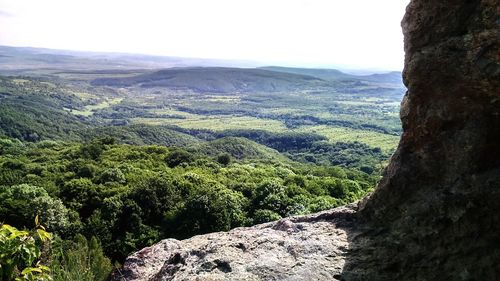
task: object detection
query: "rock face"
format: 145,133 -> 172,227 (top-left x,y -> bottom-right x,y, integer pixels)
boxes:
112,205 -> 360,281
356,0 -> 500,279
114,0 -> 500,280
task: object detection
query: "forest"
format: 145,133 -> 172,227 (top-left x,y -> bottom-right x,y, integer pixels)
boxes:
0,46 -> 403,280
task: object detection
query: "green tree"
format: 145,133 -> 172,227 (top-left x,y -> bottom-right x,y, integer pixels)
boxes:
80,141 -> 104,160
216,153 -> 231,166
50,235 -> 112,281
0,185 -> 78,235
98,168 -> 126,184
253,209 -> 281,224
176,184 -> 248,236
60,179 -> 98,219
165,149 -> 193,168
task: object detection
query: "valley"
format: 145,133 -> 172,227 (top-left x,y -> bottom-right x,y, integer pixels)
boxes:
0,46 -> 404,275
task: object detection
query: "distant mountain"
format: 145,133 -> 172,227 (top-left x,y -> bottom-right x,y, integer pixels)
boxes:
360,71 -> 403,83
0,45 -> 261,73
0,46 -> 403,86
260,66 -> 354,80
260,66 -> 402,84
91,67 -> 324,93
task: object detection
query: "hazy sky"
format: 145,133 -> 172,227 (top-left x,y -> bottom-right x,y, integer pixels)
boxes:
0,0 -> 410,70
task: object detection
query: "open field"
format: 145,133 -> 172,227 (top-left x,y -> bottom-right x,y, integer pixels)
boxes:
132,115 -> 288,132
296,125 -> 400,152
66,97 -> 123,116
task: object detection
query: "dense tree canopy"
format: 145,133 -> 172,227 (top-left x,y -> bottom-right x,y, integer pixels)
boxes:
0,137 -> 378,261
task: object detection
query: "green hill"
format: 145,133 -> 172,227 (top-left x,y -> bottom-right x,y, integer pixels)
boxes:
0,77 -> 90,141
196,137 -> 289,161
0,96 -> 89,141
91,67 -> 324,93
260,66 -> 402,84
260,66 -> 354,80
85,125 -> 201,147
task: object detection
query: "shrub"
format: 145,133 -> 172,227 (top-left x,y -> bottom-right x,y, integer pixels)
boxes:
0,218 -> 52,281
253,209 -> 281,224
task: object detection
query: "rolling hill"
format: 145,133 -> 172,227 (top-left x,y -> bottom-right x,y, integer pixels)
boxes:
196,137 -> 289,161
91,67 -> 325,93
260,66 -> 402,83
259,66 -> 354,80
84,125 -> 201,147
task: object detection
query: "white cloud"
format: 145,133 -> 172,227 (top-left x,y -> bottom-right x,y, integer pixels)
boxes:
0,0 -> 410,70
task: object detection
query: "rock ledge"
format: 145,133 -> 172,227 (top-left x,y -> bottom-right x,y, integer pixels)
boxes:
112,204 -> 359,281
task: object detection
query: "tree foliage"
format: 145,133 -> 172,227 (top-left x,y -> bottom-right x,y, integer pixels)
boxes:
0,137 -> 378,263
0,218 -> 52,281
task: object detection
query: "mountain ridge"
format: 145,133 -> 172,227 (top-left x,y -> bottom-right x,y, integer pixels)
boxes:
91,67 -> 326,93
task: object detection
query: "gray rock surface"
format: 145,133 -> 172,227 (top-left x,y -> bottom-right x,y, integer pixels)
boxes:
112,205 -> 359,281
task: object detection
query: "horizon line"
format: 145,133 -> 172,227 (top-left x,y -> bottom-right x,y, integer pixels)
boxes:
0,43 -> 403,73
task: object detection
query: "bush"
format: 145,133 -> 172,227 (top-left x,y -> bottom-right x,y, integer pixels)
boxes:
0,219 -> 52,281
165,149 -> 193,168
253,209 -> 281,224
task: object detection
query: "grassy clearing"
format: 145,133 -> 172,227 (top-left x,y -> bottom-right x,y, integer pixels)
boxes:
152,108 -> 199,118
132,115 -> 288,132
71,91 -> 96,101
296,125 -> 400,152
12,79 -> 30,84
67,97 -> 123,116
205,95 -> 241,103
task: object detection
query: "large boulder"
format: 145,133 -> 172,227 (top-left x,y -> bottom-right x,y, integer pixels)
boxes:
111,205 -> 359,281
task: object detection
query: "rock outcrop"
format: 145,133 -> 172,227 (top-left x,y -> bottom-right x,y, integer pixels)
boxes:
112,205 -> 360,281
355,0 -> 500,279
113,0 -> 500,280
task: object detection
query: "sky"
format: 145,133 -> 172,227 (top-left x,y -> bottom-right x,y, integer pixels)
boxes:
0,0 -> 410,71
